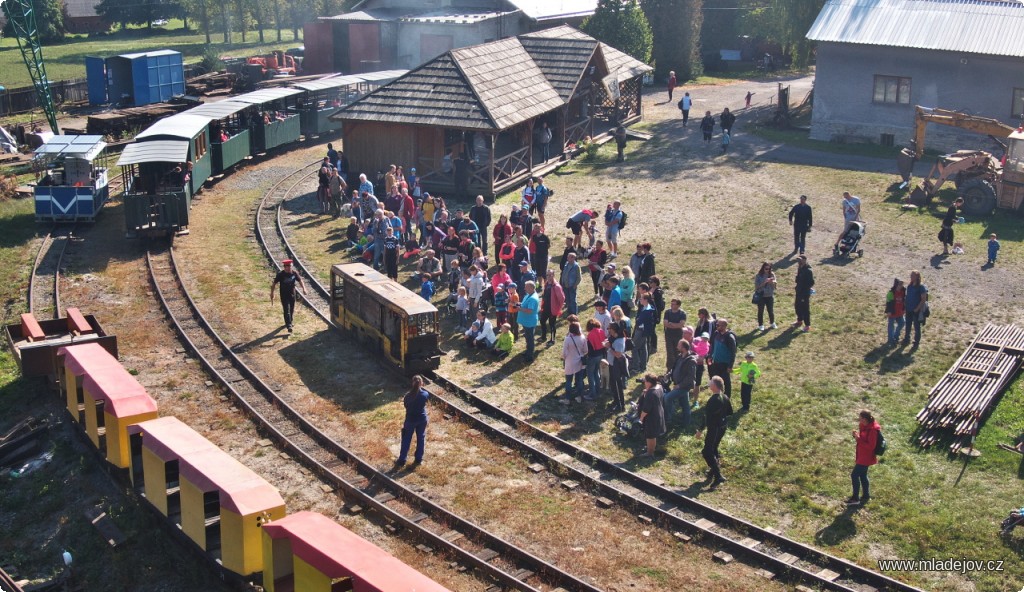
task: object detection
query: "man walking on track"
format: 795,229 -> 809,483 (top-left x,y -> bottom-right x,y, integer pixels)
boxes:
270,259 -> 306,334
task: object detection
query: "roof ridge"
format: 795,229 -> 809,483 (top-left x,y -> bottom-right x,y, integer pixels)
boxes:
448,45 -> 502,130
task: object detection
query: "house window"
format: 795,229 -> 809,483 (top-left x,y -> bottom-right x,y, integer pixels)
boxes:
1013,88 -> 1024,119
873,75 -> 911,104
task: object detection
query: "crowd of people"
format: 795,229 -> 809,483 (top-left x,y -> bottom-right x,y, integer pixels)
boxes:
315,143 -> 907,496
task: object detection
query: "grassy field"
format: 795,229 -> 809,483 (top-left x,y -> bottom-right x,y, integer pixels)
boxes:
284,99 -> 1024,590
0,22 -> 299,89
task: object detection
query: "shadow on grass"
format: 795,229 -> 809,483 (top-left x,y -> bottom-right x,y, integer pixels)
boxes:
762,325 -> 803,350
929,253 -> 953,270
863,344 -> 917,375
815,505 -> 861,546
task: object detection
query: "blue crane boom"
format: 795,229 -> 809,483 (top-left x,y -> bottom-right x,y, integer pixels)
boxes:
1,0 -> 61,134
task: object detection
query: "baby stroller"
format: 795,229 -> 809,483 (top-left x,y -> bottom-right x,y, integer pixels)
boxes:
614,400 -> 643,439
834,221 -> 866,258
1000,507 -> 1024,536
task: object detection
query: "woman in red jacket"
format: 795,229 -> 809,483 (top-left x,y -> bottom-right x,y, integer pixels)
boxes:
847,409 -> 880,506
492,214 -> 513,263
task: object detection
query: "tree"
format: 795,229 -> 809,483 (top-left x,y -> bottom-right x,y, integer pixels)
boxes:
641,0 -> 703,81
182,0 -> 214,43
2,0 -> 66,42
581,0 -> 653,65
96,0 -> 182,31
739,0 -> 824,67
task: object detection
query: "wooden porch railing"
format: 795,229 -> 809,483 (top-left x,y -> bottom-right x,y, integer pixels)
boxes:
564,119 -> 590,148
489,145 -> 530,184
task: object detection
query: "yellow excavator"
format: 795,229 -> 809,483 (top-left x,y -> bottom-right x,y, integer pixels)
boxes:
897,106 -> 1024,216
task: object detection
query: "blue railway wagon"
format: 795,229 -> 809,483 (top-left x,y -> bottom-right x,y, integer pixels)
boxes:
118,113 -> 212,237
185,101 -> 254,175
230,88 -> 303,152
33,135 -> 111,222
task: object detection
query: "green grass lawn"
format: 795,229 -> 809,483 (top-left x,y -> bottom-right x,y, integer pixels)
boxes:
0,23 -> 300,88
443,138 -> 1024,591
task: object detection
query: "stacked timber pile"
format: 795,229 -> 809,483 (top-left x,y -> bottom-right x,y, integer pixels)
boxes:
917,324 -> 1024,451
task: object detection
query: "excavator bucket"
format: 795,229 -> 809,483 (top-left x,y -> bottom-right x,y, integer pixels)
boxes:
908,185 -> 930,206
896,147 -> 916,183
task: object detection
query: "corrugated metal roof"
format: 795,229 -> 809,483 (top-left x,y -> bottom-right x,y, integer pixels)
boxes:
231,87 -> 304,104
321,8 -> 404,21
119,49 -> 182,60
399,10 -> 507,23
186,101 -> 251,119
806,0 -> 1024,57
135,113 -> 210,141
117,140 -> 190,166
508,0 -> 597,20
355,70 -> 409,82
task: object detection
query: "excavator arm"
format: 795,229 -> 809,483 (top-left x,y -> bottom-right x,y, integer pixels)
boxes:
911,106 -> 1016,159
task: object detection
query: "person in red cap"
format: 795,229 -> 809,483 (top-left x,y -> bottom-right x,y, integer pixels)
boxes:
270,259 -> 306,334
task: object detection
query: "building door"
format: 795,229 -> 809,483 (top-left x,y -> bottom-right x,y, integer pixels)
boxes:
349,23 -> 381,73
420,34 -> 453,62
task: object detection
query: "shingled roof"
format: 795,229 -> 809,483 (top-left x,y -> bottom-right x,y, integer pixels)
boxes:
522,25 -> 652,80
332,26 -> 651,130
519,35 -> 598,100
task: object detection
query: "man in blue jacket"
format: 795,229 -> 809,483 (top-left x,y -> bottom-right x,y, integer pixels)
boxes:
708,318 -> 737,397
396,375 -> 430,467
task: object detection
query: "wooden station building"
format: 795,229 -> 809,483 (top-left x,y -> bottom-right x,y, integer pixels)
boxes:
330,26 -> 651,198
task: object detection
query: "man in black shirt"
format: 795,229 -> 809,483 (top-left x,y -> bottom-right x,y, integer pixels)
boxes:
788,195 -> 813,255
698,376 -> 732,488
469,195 -> 492,253
530,226 -> 551,285
793,255 -> 815,332
270,259 -> 306,334
940,197 -> 963,255
383,227 -> 400,280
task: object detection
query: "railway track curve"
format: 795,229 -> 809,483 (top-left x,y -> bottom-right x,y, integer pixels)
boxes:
28,226 -> 75,319
149,170 -> 600,592
269,169 -> 926,592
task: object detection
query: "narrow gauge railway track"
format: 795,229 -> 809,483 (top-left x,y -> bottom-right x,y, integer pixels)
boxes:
29,226 -> 75,318
151,190 -> 600,592
272,178 -> 925,592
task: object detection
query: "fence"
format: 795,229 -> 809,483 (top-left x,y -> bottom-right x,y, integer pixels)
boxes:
0,65 -> 203,116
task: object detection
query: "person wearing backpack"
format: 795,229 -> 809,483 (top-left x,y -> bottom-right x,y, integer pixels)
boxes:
847,409 -> 883,506
605,201 -> 624,258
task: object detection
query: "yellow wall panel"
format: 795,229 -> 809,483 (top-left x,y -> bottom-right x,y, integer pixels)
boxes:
141,447 -> 169,515
82,390 -> 100,449
294,555 -> 331,592
179,478 -> 207,550
222,506 -> 285,576
64,370 -> 80,420
106,412 -> 157,469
